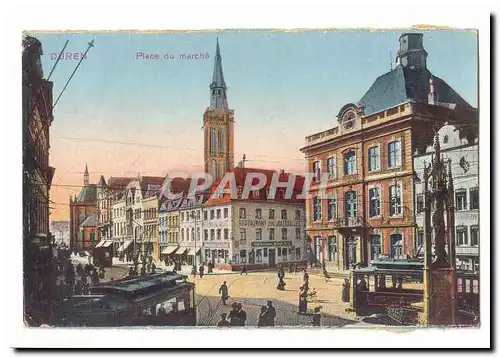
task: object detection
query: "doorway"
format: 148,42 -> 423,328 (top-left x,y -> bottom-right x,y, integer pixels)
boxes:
345,236 -> 357,270
268,248 -> 276,268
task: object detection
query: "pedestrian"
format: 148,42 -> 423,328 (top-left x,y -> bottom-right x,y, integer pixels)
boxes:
241,265 -> 248,275
289,263 -> 294,274
91,269 -> 100,286
298,286 -> 308,314
191,265 -> 197,278
277,269 -> 286,290
219,281 -> 229,305
312,306 -> 321,327
140,265 -> 146,276
73,279 -> 83,295
228,303 -> 241,327
303,269 -> 310,291
342,278 -> 350,302
76,263 -> 84,277
257,306 -> 269,327
217,313 -> 230,327
199,264 -> 205,278
237,303 -> 247,326
266,301 -> 276,326
99,264 -> 106,280
151,262 -> 156,274
208,261 -> 213,274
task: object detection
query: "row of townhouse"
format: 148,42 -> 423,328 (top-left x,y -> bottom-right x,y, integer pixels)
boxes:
158,167 -> 308,270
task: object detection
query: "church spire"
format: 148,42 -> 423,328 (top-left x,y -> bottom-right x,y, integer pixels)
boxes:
209,37 -> 228,109
84,163 -> 89,186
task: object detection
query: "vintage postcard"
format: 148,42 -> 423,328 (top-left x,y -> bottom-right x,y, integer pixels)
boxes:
15,8 -> 490,349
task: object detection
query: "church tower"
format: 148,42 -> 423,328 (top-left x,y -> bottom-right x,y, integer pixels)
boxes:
84,163 -> 89,186
203,38 -> 235,181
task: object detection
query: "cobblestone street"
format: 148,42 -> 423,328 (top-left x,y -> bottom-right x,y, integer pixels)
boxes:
190,271 -> 360,327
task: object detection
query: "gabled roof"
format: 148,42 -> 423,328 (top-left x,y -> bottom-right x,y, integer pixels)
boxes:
76,184 -> 97,202
204,167 -> 305,206
79,214 -> 97,227
140,176 -> 165,198
107,177 -> 135,190
357,66 -> 474,116
97,175 -> 106,187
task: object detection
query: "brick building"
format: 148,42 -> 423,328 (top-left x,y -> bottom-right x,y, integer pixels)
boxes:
300,33 -> 478,272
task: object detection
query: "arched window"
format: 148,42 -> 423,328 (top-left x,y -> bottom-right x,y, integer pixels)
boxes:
344,190 -> 357,217
218,129 -> 224,155
343,150 -> 357,175
210,128 -> 217,155
211,159 -> 217,179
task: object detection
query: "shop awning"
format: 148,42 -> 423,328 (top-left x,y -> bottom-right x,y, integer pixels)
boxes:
117,240 -> 133,252
161,246 -> 179,255
95,240 -> 113,248
177,247 -> 189,255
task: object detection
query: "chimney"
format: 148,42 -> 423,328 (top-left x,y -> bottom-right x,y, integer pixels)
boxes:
279,169 -> 285,175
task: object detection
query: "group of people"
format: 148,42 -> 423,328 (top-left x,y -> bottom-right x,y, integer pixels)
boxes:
128,254 -> 157,277
217,302 -> 248,327
216,301 -> 277,327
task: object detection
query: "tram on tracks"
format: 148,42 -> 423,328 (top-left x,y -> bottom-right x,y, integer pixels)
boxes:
52,272 -> 196,327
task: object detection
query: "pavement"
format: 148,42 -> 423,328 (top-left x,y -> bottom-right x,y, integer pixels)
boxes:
190,270 -> 363,327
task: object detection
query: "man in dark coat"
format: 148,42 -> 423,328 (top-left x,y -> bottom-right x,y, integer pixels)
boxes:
266,301 -> 276,326
312,306 -> 321,326
241,265 -> 248,275
199,264 -> 205,278
258,306 -> 269,327
219,281 -> 229,305
217,313 -> 230,327
237,303 -> 247,326
227,303 -> 241,327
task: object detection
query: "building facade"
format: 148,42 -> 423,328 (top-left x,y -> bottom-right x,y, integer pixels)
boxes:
96,175 -> 134,247
69,165 -> 97,252
178,194 -> 207,266
23,36 -> 56,247
50,220 -> 70,247
142,194 -> 159,260
202,167 -> 307,270
300,33 -> 478,272
414,124 -> 479,272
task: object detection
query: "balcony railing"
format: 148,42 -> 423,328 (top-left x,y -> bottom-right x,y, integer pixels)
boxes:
333,216 -> 364,228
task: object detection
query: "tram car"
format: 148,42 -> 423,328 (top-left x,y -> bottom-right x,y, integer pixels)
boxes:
52,272 -> 196,327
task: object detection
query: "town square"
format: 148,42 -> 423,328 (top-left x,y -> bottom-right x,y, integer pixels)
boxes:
21,25 -> 482,334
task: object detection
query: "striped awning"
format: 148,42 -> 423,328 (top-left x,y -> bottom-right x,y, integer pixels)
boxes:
95,240 -> 113,248
177,247 -> 189,255
161,246 -> 179,255
94,240 -> 105,248
117,240 -> 133,252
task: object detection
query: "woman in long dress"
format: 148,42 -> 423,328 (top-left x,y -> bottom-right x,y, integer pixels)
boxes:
298,286 -> 308,314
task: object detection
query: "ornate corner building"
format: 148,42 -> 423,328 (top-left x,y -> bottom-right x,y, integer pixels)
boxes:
300,33 -> 478,272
